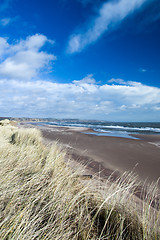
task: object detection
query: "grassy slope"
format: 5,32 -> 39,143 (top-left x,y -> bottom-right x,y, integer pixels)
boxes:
0,121 -> 159,239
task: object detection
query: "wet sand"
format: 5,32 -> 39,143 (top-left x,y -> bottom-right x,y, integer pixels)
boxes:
21,123 -> 160,184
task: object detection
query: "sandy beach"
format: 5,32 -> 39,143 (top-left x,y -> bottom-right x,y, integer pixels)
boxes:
20,122 -> 160,185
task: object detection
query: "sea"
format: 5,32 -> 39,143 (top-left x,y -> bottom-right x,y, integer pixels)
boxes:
32,120 -> 160,139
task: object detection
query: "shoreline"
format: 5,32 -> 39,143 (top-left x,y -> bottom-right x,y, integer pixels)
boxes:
2,121 -> 160,238
26,121 -> 160,140
20,122 -> 160,185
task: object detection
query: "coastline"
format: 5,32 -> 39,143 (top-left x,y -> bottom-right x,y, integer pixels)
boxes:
20,122 -> 160,185
2,121 -> 160,238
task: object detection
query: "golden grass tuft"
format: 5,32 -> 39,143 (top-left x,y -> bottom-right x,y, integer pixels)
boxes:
0,119 -> 10,126
0,124 -> 159,239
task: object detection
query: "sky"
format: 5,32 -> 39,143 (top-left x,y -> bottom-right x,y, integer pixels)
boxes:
0,0 -> 160,121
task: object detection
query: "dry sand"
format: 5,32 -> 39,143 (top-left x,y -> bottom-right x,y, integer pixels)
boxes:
20,122 -> 160,185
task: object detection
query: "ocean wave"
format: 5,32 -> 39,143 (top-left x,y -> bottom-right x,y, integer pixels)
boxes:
67,124 -> 160,133
99,125 -> 160,132
47,121 -> 160,133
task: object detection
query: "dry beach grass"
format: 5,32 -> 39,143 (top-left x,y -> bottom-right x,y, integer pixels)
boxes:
0,120 -> 159,239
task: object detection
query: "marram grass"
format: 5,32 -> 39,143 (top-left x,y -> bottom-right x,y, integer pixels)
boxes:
0,121 -> 159,239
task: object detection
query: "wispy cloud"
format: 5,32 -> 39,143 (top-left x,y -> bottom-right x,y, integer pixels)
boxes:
0,34 -> 56,80
108,78 -> 128,85
67,0 -> 147,54
0,16 -> 19,26
139,68 -> 147,73
0,76 -> 160,120
0,17 -> 11,26
73,74 -> 96,84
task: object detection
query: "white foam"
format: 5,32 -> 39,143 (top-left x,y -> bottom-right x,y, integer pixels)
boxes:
47,122 -> 160,133
97,125 -> 160,132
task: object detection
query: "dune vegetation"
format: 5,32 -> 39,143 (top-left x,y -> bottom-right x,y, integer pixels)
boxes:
0,120 -> 159,239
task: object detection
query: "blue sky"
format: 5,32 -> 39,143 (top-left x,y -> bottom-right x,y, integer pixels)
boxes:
0,0 -> 160,121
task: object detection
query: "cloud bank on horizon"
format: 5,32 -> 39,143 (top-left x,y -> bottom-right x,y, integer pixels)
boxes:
67,0 -> 148,53
0,71 -> 160,120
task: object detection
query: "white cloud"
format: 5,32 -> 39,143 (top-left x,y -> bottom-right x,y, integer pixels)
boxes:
119,104 -> 127,110
73,74 -> 96,84
0,37 -> 9,57
67,0 -> 147,53
0,76 -> 160,120
0,34 -> 56,80
108,78 -> 128,85
153,106 -> 160,111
